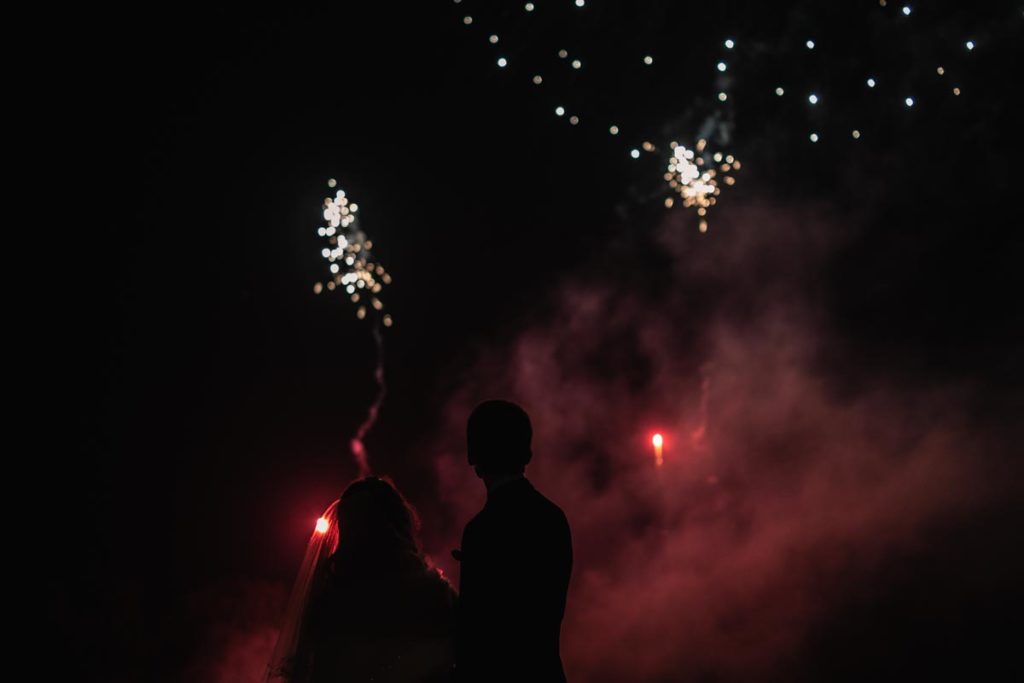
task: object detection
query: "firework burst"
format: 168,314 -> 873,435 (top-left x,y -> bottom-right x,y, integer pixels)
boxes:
664,139 -> 741,233
314,180 -> 393,327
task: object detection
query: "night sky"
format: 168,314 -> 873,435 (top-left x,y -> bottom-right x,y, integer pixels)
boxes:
47,3 -> 1022,681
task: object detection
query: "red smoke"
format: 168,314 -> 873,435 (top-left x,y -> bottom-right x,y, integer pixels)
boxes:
423,202 -> 996,682
190,201 -> 1010,681
182,578 -> 289,683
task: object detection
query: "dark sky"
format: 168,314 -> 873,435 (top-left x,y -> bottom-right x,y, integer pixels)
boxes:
45,3 -> 1022,681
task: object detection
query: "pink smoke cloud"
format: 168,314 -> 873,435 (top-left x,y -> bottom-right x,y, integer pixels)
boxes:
423,202 -> 995,682
182,578 -> 289,683
190,200 -> 1010,682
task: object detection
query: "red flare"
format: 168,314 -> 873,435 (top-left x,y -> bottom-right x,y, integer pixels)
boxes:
652,433 -> 664,467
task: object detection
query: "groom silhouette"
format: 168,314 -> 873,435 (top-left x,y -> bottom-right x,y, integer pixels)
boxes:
455,400 -> 573,683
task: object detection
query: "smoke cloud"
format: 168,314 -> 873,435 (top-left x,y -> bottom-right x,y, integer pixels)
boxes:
423,201 -> 1009,682
182,579 -> 288,683
187,200 -> 1016,682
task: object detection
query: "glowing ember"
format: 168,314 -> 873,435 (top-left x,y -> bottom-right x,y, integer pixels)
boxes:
315,517 -> 330,534
652,433 -> 664,467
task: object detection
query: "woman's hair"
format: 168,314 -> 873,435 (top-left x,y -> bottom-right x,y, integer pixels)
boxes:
334,476 -> 423,563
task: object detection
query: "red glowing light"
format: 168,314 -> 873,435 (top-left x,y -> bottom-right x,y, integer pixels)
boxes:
315,517 -> 330,534
652,433 -> 664,467
652,433 -> 664,448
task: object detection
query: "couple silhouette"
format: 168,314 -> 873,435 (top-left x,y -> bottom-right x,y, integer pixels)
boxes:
270,400 -> 573,683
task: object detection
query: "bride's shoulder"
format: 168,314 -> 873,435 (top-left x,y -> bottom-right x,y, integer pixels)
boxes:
419,564 -> 457,601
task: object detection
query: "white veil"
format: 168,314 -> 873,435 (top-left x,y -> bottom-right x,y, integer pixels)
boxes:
266,499 -> 340,683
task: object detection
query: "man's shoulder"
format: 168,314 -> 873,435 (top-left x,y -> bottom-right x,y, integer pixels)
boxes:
467,480 -> 570,535
528,485 -> 569,523
462,507 -> 491,539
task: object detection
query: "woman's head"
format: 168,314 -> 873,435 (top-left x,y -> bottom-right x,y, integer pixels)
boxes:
335,476 -> 421,559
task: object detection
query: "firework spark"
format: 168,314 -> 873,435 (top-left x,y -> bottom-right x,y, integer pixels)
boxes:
664,139 -> 740,232
314,181 -> 393,327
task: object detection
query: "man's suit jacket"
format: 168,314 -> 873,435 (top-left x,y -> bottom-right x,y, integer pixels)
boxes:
457,477 -> 572,683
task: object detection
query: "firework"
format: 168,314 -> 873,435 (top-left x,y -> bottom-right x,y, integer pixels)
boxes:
664,139 -> 740,232
652,432 -> 664,467
312,180 -> 391,476
314,181 -> 392,326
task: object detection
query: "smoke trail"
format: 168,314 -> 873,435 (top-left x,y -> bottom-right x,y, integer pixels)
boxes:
350,319 -> 386,476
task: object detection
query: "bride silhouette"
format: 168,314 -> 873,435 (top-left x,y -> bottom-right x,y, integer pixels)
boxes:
268,476 -> 456,683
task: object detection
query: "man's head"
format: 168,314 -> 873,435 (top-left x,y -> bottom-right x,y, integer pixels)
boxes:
467,399 -> 533,478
